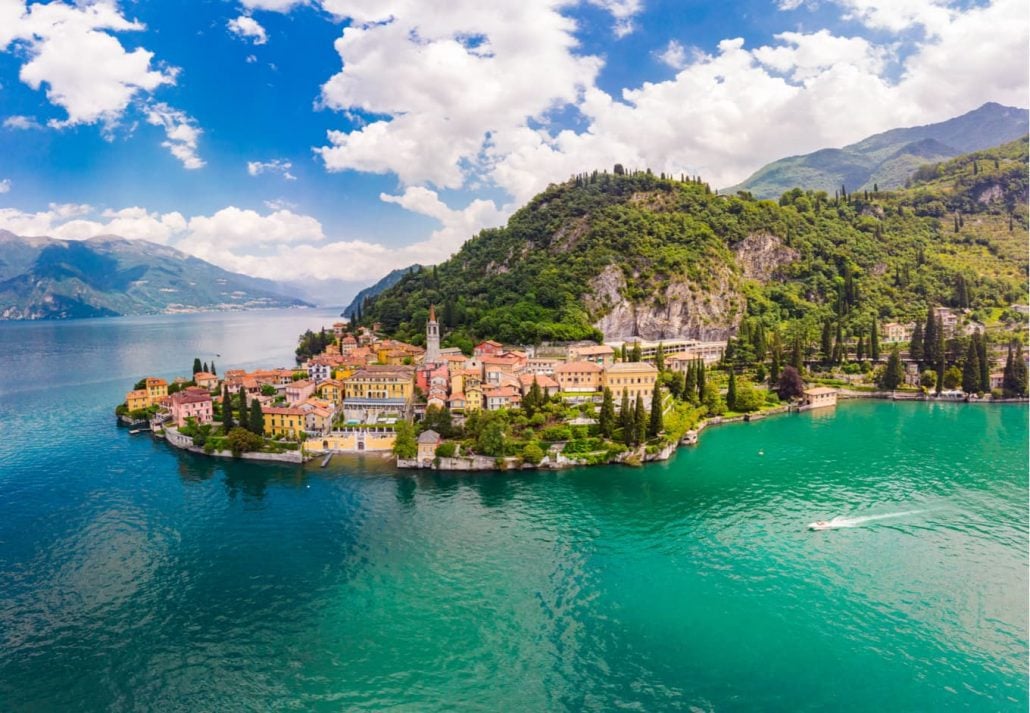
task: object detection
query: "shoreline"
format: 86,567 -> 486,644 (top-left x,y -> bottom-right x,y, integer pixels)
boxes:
128,392 -> 1027,472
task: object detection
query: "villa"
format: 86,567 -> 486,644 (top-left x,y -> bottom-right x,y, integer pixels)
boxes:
262,406 -> 306,438
554,361 -> 603,392
602,362 -> 658,404
169,389 -> 213,428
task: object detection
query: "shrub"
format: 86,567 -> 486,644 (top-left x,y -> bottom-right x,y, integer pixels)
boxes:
522,441 -> 545,464
435,442 -> 457,458
540,425 -> 572,441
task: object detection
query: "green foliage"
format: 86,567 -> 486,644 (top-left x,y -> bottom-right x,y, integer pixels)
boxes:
522,441 -> 545,464
943,366 -> 962,390
477,419 -> 507,457
260,384 -> 277,397
731,379 -> 764,413
221,385 -> 234,433
226,426 -> 262,457
880,348 -> 905,390
648,384 -> 663,437
1003,341 -> 1028,396
435,442 -> 457,458
703,383 -> 726,416
295,328 -> 333,362
598,387 -> 616,438
421,404 -> 455,438
248,399 -> 264,435
393,421 -> 417,459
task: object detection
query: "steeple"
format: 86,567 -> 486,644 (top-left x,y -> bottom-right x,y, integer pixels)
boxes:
425,303 -> 440,364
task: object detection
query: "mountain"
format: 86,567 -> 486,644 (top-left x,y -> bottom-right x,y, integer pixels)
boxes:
726,102 -> 1029,199
356,138 -> 1028,348
341,264 -> 422,318
0,232 -> 312,319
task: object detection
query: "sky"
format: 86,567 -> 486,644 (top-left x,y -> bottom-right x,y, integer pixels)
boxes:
0,0 -> 1026,302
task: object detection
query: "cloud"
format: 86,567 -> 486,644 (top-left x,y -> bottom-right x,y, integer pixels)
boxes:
228,15 -> 268,45
3,115 -> 42,130
239,0 -> 307,10
655,39 -> 691,70
3,0 -> 175,128
145,103 -> 205,169
247,159 -> 296,179
585,0 -> 643,37
0,179 -> 10,194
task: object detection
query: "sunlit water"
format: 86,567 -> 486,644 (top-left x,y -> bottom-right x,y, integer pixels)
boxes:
1,310 -> 1027,711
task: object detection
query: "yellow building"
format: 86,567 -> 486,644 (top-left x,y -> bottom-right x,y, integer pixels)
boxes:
344,367 -> 415,405
333,365 -> 357,382
263,406 -> 306,438
603,362 -> 658,403
554,361 -> 603,392
145,377 -> 168,404
126,389 -> 150,412
316,379 -> 345,406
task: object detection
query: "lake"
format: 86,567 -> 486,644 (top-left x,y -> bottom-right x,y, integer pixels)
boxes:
0,309 -> 1026,711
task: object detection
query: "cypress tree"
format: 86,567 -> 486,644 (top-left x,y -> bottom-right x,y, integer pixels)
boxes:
791,337 -> 804,372
634,393 -> 647,445
211,361 -> 216,376
770,344 -> 781,384
1012,342 -> 1028,396
935,350 -> 945,395
631,344 -> 642,363
962,340 -> 981,394
832,322 -> 844,364
977,332 -> 990,392
923,307 -> 937,366
621,344 -> 628,362
820,320 -> 833,364
621,388 -> 633,445
249,398 -> 264,436
882,347 -> 904,390
238,389 -> 249,431
696,360 -> 706,401
192,357 -> 202,374
221,385 -> 234,433
685,363 -> 697,403
935,324 -> 946,395
599,387 -> 615,438
909,322 -> 924,366
648,384 -> 663,437
856,335 -> 865,362
727,370 -> 737,411
655,342 -> 665,371
870,319 -> 880,362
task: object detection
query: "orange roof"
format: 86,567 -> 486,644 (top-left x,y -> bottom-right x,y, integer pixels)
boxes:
519,373 -> 559,388
554,360 -> 602,373
127,389 -> 148,398
481,355 -> 520,365
483,386 -> 521,398
574,345 -> 614,355
264,406 -> 306,416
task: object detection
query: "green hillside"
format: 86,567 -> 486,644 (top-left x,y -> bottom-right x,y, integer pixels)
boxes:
726,102 -> 1028,199
358,139 -> 1028,352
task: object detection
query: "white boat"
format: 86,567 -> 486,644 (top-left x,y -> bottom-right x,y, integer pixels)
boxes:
808,520 -> 833,531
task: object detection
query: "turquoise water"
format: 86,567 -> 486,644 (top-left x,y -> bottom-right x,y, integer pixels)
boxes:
0,311 -> 1027,711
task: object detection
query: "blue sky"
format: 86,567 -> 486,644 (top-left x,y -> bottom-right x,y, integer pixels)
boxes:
0,0 -> 1026,300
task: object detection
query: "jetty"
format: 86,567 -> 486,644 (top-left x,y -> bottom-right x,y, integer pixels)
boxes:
320,453 -> 333,468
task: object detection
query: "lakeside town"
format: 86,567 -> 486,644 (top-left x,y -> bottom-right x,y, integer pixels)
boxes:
119,302 -> 1029,469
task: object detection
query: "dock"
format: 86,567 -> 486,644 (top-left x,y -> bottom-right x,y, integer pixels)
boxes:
320,453 -> 333,468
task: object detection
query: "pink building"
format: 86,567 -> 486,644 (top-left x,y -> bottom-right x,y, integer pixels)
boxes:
169,390 -> 213,428
286,379 -> 316,405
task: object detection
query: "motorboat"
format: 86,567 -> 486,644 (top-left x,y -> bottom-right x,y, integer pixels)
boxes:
808,520 -> 833,531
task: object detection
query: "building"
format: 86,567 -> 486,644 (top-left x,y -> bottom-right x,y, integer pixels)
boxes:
933,307 -> 959,336
882,322 -> 914,343
126,389 -> 150,412
474,340 -> 504,358
801,386 -> 838,410
193,372 -> 219,390
169,390 -> 213,428
306,357 -> 333,383
483,385 -> 522,411
990,372 -> 1005,390
568,344 -> 615,366
518,373 -> 560,398
344,366 -> 415,418
481,355 -> 523,383
145,377 -> 168,404
554,361 -> 603,393
606,338 -> 725,364
425,304 -> 441,364
263,407 -> 306,438
316,379 -> 345,406
285,380 -> 316,405
525,357 -> 562,375
417,429 -> 441,464
602,362 -> 658,404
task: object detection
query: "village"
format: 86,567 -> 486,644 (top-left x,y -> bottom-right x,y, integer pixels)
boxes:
118,302 -> 1028,469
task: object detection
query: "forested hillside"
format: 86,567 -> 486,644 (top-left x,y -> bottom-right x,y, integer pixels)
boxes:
358,138 -> 1028,353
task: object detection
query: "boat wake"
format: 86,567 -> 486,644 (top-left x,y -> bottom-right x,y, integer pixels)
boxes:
809,510 -> 924,531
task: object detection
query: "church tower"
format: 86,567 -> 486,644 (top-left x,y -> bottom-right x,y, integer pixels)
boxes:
425,304 -> 440,364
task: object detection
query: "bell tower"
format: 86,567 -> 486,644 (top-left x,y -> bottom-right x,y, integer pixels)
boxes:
425,304 -> 440,364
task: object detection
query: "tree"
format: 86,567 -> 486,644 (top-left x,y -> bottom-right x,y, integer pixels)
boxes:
655,342 -> 665,371
920,370 -> 937,391
599,387 -> 616,438
726,369 -> 737,411
820,320 -> 833,364
522,441 -> 545,465
423,404 -> 454,438
237,389 -> 249,431
210,361 -> 217,376
648,384 -> 663,437
936,351 -> 946,395
684,363 -> 698,404
775,366 -> 804,401
393,421 -> 417,458
630,343 -> 642,362
221,385 -> 234,433
909,322 -> 924,365
620,344 -> 628,362
977,332 -> 990,393
621,389 -> 633,446
226,427 -> 262,457
791,337 -> 804,372
477,419 -> 506,456
856,335 -> 865,362
942,366 -> 962,390
832,322 -> 844,364
1003,341 -> 1028,396
249,398 -> 264,435
524,377 -> 543,417
923,307 -> 938,366
732,379 -> 764,412
696,360 -> 706,401
634,393 -> 647,445
702,382 -> 725,416
192,357 -> 202,374
880,347 -> 904,390
870,318 -> 880,362
769,343 -> 781,384
962,339 -> 981,394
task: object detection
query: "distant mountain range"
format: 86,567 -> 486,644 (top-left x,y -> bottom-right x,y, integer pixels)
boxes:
726,102 -> 1029,199
0,231 -> 312,319
341,264 -> 422,318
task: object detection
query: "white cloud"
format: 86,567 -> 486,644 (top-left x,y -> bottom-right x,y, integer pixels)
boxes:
0,179 -> 10,194
145,103 -> 205,170
585,0 -> 643,37
247,159 -> 296,180
655,39 -> 692,70
239,0 -> 307,10
227,15 -> 268,45
3,114 -> 42,130
3,0 -> 175,128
